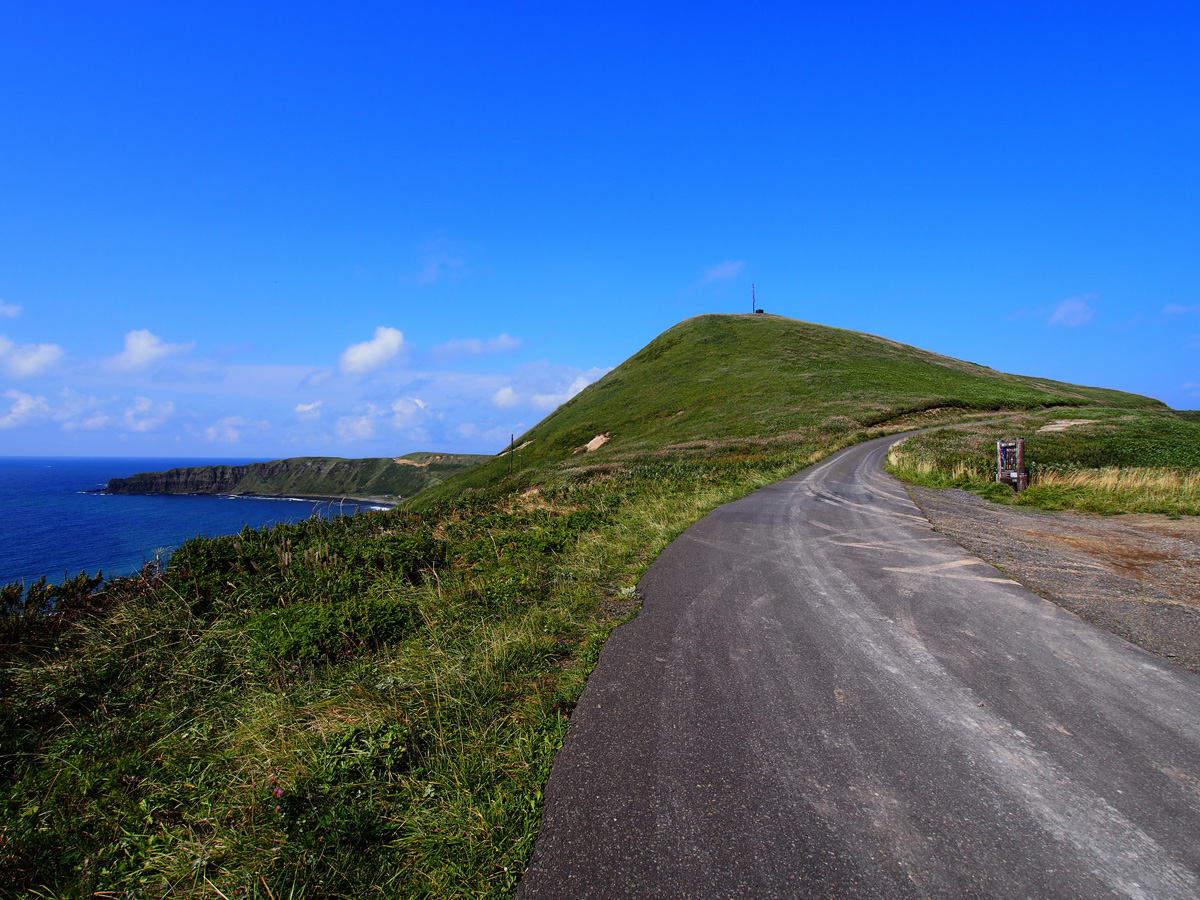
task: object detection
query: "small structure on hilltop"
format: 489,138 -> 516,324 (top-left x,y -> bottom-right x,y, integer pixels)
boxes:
997,439 -> 1029,492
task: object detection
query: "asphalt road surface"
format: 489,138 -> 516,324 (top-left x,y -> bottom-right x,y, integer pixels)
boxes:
517,433 -> 1200,899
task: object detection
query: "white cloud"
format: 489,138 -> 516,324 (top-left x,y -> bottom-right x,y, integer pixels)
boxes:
295,400 -> 323,420
432,333 -> 522,360
79,414 -> 111,430
457,422 -> 477,438
124,396 -> 175,432
701,260 -> 746,283
0,301 -> 20,318
0,389 -> 50,428
206,416 -> 245,443
1183,382 -> 1200,397
390,396 -> 429,428
532,375 -> 594,411
0,335 -> 64,376
1163,304 -> 1200,316
488,334 -> 521,353
1048,296 -> 1094,328
110,329 -> 193,371
339,326 -> 404,374
54,390 -> 114,431
336,411 -> 377,440
492,386 -> 519,408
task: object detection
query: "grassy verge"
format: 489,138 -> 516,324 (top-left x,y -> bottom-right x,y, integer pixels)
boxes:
1,429 -> 878,898
886,408 -> 1200,515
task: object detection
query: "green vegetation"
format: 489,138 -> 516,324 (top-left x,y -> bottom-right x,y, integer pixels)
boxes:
106,452 -> 492,502
421,314 -> 1160,500
1,314 -> 1167,897
887,408 -> 1200,515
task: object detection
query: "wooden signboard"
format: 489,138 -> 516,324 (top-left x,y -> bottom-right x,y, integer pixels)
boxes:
997,438 -> 1029,492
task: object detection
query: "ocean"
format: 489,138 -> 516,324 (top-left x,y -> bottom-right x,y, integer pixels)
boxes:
0,457 -> 380,587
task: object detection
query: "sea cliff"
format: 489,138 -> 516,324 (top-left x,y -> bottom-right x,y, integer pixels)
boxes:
105,453 -> 490,501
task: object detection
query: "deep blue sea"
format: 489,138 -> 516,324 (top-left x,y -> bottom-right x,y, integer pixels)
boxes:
0,457 -> 379,586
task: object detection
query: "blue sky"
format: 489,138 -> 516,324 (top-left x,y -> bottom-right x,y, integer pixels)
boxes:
2,2 -> 1198,458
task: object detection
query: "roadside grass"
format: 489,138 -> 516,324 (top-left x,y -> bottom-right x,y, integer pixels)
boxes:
1,432 -> 865,898
1,315 -> 1169,897
886,408 -> 1200,515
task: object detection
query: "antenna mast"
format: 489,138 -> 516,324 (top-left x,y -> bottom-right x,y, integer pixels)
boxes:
751,283 -> 756,313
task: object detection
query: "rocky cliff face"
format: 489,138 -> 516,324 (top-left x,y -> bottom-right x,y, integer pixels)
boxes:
102,455 -> 490,500
106,465 -> 254,495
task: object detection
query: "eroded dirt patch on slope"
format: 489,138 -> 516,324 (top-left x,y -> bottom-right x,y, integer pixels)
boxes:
906,485 -> 1200,676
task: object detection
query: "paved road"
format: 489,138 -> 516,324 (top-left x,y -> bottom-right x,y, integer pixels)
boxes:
517,434 -> 1200,899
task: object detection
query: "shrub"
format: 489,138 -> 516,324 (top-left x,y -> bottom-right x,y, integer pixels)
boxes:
247,596 -> 419,664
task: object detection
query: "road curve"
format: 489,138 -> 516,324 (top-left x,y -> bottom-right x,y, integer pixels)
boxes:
517,433 -> 1200,899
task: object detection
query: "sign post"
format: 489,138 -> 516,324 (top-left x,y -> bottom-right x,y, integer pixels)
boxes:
996,438 -> 1028,492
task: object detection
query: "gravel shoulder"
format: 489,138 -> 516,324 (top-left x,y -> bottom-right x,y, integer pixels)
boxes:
906,485 -> 1200,676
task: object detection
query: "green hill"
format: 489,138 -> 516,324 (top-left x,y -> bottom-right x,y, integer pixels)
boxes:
106,452 -> 491,501
1,314 -> 1178,899
427,313 -> 1160,498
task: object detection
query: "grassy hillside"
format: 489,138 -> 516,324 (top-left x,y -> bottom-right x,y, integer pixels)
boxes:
887,407 -> 1200,515
0,314 -> 1171,898
233,453 -> 491,499
107,452 -> 491,501
427,313 -> 1159,498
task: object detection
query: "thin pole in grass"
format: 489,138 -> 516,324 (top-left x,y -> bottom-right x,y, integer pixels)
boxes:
510,433 -> 514,476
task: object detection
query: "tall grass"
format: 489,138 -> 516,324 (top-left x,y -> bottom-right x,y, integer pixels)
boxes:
886,409 -> 1200,515
1,433 -> 864,898
1019,466 -> 1200,514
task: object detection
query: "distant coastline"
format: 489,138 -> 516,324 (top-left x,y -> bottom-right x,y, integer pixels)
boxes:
103,452 -> 490,505
98,488 -> 399,509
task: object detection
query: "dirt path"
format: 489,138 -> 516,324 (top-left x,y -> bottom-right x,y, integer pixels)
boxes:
907,485 -> 1200,676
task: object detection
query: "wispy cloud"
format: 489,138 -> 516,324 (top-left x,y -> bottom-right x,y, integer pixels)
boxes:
532,373 -> 598,411
54,389 -> 114,431
0,389 -> 50,428
431,333 -> 522,360
336,406 -> 380,441
0,335 -> 64,376
206,416 -> 246,442
418,255 -> 466,285
0,318 -> 610,457
1163,304 -> 1200,316
124,396 -> 175,432
416,238 -> 468,286
294,400 -> 323,420
492,386 -> 519,408
109,329 -> 193,371
390,396 -> 426,418
701,260 -> 746,283
339,327 -> 405,374
1048,296 -> 1094,328
0,301 -> 20,318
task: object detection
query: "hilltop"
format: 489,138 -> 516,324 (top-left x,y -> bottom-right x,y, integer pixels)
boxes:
1,314 -> 1182,899
422,313 -> 1160,499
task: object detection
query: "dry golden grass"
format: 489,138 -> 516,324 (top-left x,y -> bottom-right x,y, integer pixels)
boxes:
1033,466 -> 1200,493
886,449 -> 989,484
